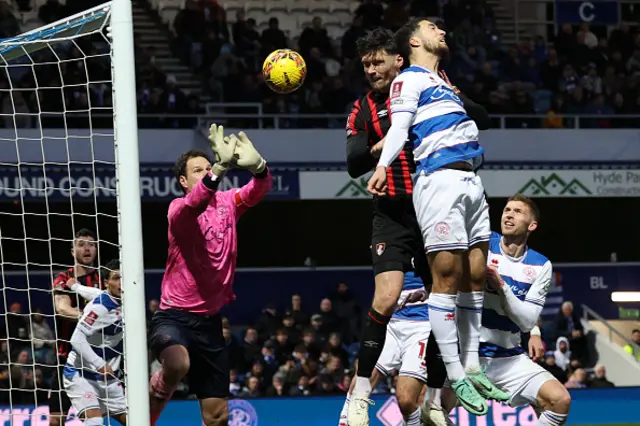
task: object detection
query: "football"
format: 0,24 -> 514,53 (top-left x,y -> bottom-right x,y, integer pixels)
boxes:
262,49 -> 307,94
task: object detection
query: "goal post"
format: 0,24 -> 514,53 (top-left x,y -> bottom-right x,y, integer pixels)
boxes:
0,1 -> 149,424
111,0 -> 151,425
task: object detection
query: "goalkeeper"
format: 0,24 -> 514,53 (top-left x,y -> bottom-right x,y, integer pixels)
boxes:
148,124 -> 272,426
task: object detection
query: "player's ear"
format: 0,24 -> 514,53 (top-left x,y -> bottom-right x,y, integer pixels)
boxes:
528,220 -> 538,233
409,36 -> 421,48
395,54 -> 404,69
179,174 -> 188,192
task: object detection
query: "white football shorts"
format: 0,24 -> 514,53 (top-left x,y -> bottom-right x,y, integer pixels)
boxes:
481,354 -> 556,407
63,372 -> 127,417
376,318 -> 431,382
413,168 -> 490,253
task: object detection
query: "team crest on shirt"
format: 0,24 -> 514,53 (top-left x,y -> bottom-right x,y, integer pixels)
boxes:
376,243 -> 386,256
523,266 -> 537,280
391,81 -> 403,98
434,222 -> 450,240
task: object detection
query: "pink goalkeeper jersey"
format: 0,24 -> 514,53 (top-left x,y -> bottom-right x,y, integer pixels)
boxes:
159,169 -> 272,315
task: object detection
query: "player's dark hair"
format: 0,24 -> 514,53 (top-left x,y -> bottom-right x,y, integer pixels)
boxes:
356,28 -> 399,58
395,17 -> 428,62
102,258 -> 120,281
74,228 -> 96,242
507,193 -> 541,222
633,329 -> 640,334
173,149 -> 212,193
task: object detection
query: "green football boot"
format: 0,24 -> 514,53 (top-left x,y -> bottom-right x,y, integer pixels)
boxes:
450,377 -> 488,416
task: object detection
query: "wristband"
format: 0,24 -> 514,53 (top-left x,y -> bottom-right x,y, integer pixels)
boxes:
253,161 -> 268,178
530,326 -> 541,337
202,169 -> 224,191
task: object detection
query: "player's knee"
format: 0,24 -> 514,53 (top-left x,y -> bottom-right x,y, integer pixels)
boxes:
202,405 -> 229,426
161,348 -> 190,380
540,382 -> 571,414
48,417 -> 62,426
372,271 -> 404,315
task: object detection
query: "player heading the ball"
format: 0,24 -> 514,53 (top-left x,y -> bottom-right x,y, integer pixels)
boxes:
148,124 -> 272,426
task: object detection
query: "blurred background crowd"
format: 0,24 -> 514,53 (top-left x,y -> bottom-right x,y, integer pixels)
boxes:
0,289 -> 628,403
0,0 -> 637,129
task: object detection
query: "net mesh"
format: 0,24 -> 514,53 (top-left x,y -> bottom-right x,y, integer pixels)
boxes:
0,3 -> 128,423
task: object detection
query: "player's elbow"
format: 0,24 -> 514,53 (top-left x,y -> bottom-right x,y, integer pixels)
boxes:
346,155 -> 371,178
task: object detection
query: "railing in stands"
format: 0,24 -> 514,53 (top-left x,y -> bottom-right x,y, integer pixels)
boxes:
582,303 -> 640,362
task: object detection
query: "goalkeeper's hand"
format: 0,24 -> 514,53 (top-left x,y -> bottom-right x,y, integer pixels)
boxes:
208,123 -> 237,175
231,131 -> 266,174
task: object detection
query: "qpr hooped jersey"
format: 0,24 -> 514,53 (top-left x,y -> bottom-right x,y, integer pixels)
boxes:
393,271 -> 429,321
480,232 -> 552,358
64,291 -> 123,381
389,66 -> 484,173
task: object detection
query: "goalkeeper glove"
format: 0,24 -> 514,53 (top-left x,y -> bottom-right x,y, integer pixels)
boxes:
208,123 -> 237,175
231,131 -> 266,174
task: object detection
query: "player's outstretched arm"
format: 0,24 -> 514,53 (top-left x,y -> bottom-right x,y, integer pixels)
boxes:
64,278 -> 102,301
345,100 -> 376,178
169,124 -> 238,227
229,132 -> 273,217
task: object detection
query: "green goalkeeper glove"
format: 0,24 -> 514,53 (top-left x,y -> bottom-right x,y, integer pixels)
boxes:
231,131 -> 266,174
208,123 -> 237,175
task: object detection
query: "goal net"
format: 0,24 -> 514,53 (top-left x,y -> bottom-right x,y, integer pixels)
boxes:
0,1 -> 148,425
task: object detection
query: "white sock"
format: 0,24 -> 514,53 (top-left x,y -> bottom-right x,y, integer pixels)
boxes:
405,407 -> 421,425
429,293 -> 465,382
457,291 -> 484,370
85,417 -> 104,426
537,411 -> 568,426
339,394 -> 350,420
352,376 -> 372,398
427,387 -> 443,407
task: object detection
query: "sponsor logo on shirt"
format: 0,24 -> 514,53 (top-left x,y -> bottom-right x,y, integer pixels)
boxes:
84,311 -> 99,326
391,81 -> 403,99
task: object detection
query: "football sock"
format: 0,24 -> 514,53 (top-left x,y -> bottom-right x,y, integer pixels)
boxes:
339,395 -> 350,424
353,308 -> 390,397
429,293 -> 465,382
426,332 -> 447,389
538,411 -> 568,426
405,408 -> 421,425
150,368 -> 179,425
427,387 -> 443,407
457,291 -> 484,370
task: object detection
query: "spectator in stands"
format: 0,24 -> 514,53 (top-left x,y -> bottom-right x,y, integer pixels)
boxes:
383,0 -> 409,32
7,303 -> 29,354
342,16 -> 366,59
589,364 -> 614,388
0,2 -> 19,39
289,374 -> 312,396
239,375 -> 262,397
542,352 -> 568,384
329,282 -> 361,343
256,302 -> 281,342
173,0 -> 206,67
30,309 -> 54,365
355,0 -> 384,30
201,0 -> 229,43
273,328 -> 294,364
299,17 -> 332,57
282,313 -> 301,342
229,368 -> 242,396
309,315 -> 328,343
286,294 -> 309,329
326,332 -> 349,368
623,329 -> 640,360
223,326 -> 243,370
261,18 -> 288,54
554,301 -> 588,363
316,298 -> 340,335
317,373 -> 341,394
241,328 -> 262,371
554,337 -> 572,371
38,0 -> 68,25
564,368 -> 588,389
265,374 -> 288,396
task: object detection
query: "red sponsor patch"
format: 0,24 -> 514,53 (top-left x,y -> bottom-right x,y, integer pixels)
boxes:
391,81 -> 403,99
84,311 -> 99,326
445,312 -> 455,321
491,259 -> 499,265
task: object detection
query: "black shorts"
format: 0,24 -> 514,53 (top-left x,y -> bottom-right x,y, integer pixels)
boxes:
48,364 -> 72,415
371,195 -> 425,277
149,309 -> 229,400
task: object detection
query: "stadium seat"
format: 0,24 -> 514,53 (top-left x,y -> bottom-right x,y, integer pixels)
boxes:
223,0 -> 245,13
265,0 -> 288,12
161,7 -> 180,26
326,24 -> 344,40
288,0 -> 308,13
308,0 -> 330,12
329,0 -> 350,13
349,1 -> 360,13
246,0 -> 266,13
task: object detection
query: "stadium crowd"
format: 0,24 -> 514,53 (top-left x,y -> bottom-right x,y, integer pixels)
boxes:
165,0 -> 640,128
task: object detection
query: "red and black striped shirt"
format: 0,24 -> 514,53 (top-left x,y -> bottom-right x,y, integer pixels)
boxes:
52,267 -> 101,361
346,90 -> 415,196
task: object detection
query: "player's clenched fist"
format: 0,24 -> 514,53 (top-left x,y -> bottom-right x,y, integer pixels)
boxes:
229,131 -> 267,174
367,165 -> 388,196
208,123 -> 237,175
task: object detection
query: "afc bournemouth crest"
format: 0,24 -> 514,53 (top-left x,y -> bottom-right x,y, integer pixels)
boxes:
376,243 -> 386,256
